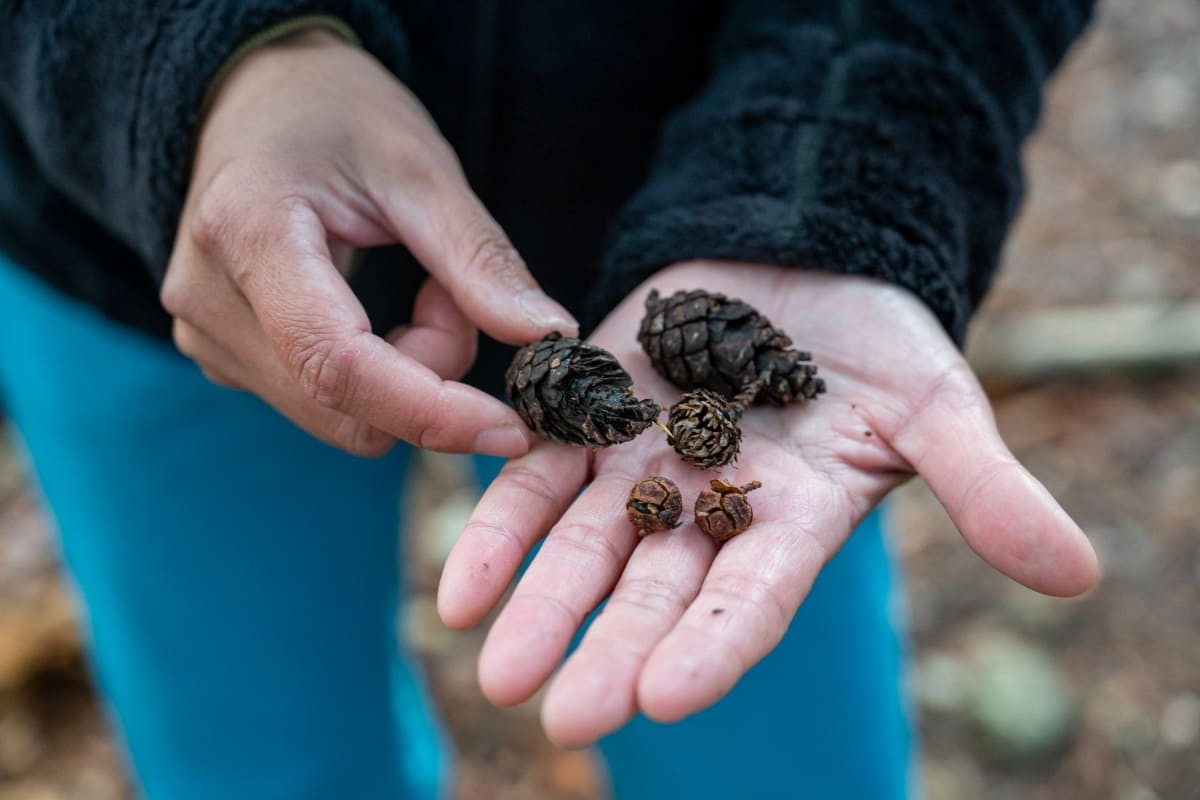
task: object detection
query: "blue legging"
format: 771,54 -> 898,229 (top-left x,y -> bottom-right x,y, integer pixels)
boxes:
0,254 -> 913,799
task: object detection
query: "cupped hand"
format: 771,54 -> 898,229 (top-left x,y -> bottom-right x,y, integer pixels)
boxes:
437,260 -> 1099,746
162,29 -> 577,457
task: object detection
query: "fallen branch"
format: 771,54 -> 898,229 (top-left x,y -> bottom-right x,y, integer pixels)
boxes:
966,301 -> 1200,381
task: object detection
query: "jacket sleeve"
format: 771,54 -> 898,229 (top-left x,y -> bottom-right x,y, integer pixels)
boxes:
0,2 -> 410,282
593,0 -> 1096,343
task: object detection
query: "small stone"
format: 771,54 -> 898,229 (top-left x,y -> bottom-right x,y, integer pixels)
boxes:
1160,692 -> 1200,749
694,479 -> 762,541
915,651 -> 969,714
1160,159 -> 1200,218
966,632 -> 1075,759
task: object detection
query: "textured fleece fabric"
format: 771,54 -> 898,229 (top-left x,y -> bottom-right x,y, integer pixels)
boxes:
0,1 -> 1094,388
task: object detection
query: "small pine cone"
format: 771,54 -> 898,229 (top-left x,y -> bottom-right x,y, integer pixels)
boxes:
505,332 -> 661,447
694,479 -> 762,542
626,476 -> 683,536
665,389 -> 743,469
638,289 -> 826,405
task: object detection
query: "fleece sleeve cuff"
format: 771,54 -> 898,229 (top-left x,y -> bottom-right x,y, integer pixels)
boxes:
593,1 -> 1095,345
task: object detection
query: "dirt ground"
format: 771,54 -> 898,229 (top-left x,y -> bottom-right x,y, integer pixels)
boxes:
0,0 -> 1197,797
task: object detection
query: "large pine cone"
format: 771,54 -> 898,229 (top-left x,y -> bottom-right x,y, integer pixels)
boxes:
665,389 -> 742,469
638,289 -> 825,406
505,332 -> 661,447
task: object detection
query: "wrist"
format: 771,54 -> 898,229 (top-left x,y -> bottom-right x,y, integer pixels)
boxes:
201,17 -> 360,122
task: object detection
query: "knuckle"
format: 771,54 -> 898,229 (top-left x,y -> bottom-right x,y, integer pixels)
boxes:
392,144 -> 440,188
159,270 -> 192,318
463,231 -> 527,288
171,320 -> 199,358
331,417 -> 394,458
609,575 -> 687,618
516,590 -> 578,627
498,465 -> 562,508
409,389 -> 455,450
549,522 -> 624,572
189,176 -> 243,258
460,517 -> 524,553
580,628 -> 645,666
290,334 -> 359,412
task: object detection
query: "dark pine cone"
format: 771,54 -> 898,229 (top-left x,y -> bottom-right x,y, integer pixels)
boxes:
638,289 -> 826,406
664,388 -> 745,469
505,332 -> 661,447
626,476 -> 683,537
694,479 -> 762,542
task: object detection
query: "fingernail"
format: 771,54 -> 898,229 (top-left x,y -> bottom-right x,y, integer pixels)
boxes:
518,290 -> 579,333
474,426 -> 530,457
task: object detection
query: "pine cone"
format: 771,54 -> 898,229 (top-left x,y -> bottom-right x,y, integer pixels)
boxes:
626,476 -> 683,536
638,289 -> 825,406
505,332 -> 661,447
664,388 -> 744,469
694,479 -> 762,542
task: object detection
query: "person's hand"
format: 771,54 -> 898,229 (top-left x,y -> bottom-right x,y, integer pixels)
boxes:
437,261 -> 1100,746
162,29 -> 577,457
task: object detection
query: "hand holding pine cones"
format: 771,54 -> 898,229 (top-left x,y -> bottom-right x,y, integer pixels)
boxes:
504,287 -> 822,540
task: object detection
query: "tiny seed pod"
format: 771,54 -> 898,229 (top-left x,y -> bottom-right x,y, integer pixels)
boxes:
694,479 -> 762,541
664,389 -> 742,469
663,380 -> 762,469
626,476 -> 683,536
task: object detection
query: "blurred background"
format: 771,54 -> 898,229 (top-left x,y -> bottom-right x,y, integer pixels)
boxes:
0,0 -> 1196,797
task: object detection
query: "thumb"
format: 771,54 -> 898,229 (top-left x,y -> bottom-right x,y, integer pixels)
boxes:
890,365 -> 1100,597
384,180 -> 578,345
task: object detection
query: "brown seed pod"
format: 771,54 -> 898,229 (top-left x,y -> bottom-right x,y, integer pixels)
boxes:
626,476 -> 683,536
694,479 -> 763,541
664,389 -> 743,469
505,332 -> 661,447
638,289 -> 825,406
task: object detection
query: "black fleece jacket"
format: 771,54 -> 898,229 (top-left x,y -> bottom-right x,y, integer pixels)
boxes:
0,1 -> 1094,393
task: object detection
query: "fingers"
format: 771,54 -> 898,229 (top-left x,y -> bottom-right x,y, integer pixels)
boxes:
172,322 -> 246,390
635,495 -> 836,724
476,470 -> 641,707
381,180 -> 579,345
438,443 -> 588,630
890,366 -> 1100,596
387,277 -> 478,381
173,318 -> 398,457
175,191 -> 531,457
540,526 -> 716,747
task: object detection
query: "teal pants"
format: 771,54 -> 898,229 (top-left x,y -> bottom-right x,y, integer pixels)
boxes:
0,254 -> 912,799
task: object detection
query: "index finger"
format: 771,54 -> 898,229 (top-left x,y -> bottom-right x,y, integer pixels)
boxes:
228,196 -> 531,456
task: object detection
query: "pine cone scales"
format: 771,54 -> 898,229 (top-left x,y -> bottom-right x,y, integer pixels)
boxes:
638,289 -> 825,405
695,479 -> 762,541
505,333 -> 661,447
665,389 -> 743,469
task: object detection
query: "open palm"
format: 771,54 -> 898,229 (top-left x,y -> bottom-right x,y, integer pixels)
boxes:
437,261 -> 1099,747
